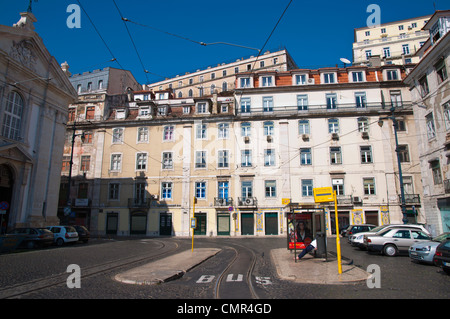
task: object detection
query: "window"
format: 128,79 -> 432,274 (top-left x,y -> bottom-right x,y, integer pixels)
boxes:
112,128 -> 124,143
218,123 -> 229,139
328,119 -> 339,133
162,152 -> 173,170
332,179 -> 344,195
435,59 -> 448,84
218,181 -> 229,199
383,47 -> 390,58
360,146 -> 373,163
110,154 -> 122,171
197,102 -> 208,114
195,182 -> 206,199
195,151 -> 207,169
299,120 -> 310,135
352,71 -> 364,82
426,113 -> 436,140
300,148 -> 312,165
358,117 -> 369,132
263,121 -> 274,136
241,181 -> 253,198
137,127 -> 149,143
235,67 -> 239,74
222,82 -> 228,92
365,31 -> 370,36
381,28 -> 386,33
263,96 -> 273,112
295,74 -> 307,85
261,76 -> 273,87
241,122 -> 251,137
135,182 -> 146,202
386,70 -> 398,80
87,82 -> 92,91
264,149 -> 275,166
302,180 -> 313,197
161,182 -> 173,199
443,102 -> 450,130
355,92 -> 367,108
109,183 -> 120,200
363,178 -> 376,195
297,95 -> 308,111
163,125 -> 174,141
326,93 -> 337,109
138,107 -> 151,117
241,150 -> 252,167
398,25 -> 404,30
419,75 -> 429,96
196,124 -> 207,139
80,156 -> 90,172
83,131 -> 93,144
398,145 -> 410,162
323,73 -> 335,84
183,106 -> 190,114
85,106 -> 95,120
365,50 -> 372,60
390,90 -> 403,108
240,77 -> 251,88
68,108 -> 76,122
431,160 -> 442,185
136,153 -> 147,170
265,180 -> 276,198
188,89 -> 193,97
2,91 -> 24,140
330,147 -> 342,164
158,106 -> 167,115
260,61 -> 265,68
62,156 -> 70,172
402,44 -> 410,55
218,150 -> 229,168
241,98 -> 251,113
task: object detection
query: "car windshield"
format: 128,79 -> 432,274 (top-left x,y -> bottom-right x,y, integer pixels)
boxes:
37,228 -> 52,234
432,233 -> 450,242
370,225 -> 389,233
377,228 -> 392,236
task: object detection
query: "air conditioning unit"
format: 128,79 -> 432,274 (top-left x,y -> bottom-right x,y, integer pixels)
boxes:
244,198 -> 254,206
307,78 -> 315,84
353,196 -> 362,204
152,195 -> 159,200
217,198 -> 227,205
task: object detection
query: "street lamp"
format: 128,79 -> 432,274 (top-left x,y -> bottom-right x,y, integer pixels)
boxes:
378,110 -> 408,224
65,121 -> 85,218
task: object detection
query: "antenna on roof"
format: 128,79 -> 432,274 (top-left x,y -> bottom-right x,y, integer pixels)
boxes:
27,0 -> 38,12
340,58 -> 351,68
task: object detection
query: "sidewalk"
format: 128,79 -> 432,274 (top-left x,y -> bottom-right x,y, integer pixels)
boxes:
115,248 -> 221,285
271,248 -> 370,285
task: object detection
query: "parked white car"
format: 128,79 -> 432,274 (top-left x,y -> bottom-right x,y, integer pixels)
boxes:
46,226 -> 79,246
349,224 -> 431,250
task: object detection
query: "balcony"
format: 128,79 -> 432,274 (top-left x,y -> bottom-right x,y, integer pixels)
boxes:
398,194 -> 421,205
128,198 -> 151,209
214,197 -> 234,207
238,197 -> 258,207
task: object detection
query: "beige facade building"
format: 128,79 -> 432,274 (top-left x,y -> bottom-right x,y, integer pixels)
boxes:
85,63 -> 423,238
146,48 -> 297,99
0,12 -> 77,231
353,15 -> 431,66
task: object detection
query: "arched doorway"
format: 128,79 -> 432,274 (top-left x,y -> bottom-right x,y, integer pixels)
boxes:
0,165 -> 14,234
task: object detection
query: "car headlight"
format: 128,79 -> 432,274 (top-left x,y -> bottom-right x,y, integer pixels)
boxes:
356,235 -> 363,240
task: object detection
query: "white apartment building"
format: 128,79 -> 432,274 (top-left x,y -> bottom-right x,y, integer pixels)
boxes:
353,15 -> 431,66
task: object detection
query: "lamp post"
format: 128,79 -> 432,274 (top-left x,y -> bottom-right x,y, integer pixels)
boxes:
378,110 -> 408,224
65,121 -> 85,219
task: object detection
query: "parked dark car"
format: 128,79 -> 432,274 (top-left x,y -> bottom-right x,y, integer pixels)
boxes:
434,239 -> 450,275
73,225 -> 90,243
8,227 -> 54,249
343,224 -> 376,238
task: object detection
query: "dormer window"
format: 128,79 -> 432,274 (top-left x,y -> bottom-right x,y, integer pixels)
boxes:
138,107 -> 151,117
385,69 -> 399,81
115,109 -> 127,120
351,71 -> 365,82
260,75 -> 274,87
157,105 -> 168,116
239,77 -> 252,88
322,72 -> 337,84
196,102 -> 209,114
293,74 -> 307,85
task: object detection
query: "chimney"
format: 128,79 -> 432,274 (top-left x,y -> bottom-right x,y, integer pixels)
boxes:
61,62 -> 72,77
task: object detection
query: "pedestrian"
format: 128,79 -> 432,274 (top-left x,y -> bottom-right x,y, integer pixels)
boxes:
295,238 -> 317,261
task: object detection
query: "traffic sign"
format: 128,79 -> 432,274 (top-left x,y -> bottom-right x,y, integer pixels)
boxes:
313,187 -> 334,203
0,201 -> 9,210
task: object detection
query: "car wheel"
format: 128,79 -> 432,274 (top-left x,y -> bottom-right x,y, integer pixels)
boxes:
56,238 -> 64,246
26,241 -> 36,249
383,244 -> 397,257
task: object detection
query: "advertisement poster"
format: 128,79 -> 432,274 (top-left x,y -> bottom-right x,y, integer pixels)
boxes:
287,213 -> 313,250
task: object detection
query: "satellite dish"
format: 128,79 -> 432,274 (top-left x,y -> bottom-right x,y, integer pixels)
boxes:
340,58 -> 351,66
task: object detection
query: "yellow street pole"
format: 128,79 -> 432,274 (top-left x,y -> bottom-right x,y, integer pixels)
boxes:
334,191 -> 342,274
191,197 -> 196,252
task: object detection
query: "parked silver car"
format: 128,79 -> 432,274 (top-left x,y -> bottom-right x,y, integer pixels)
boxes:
365,227 -> 432,257
409,232 -> 450,264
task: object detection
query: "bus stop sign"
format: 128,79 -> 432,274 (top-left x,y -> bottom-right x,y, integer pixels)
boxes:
313,187 -> 334,203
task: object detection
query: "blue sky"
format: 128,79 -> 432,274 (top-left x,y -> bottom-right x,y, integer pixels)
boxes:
0,0 -> 442,85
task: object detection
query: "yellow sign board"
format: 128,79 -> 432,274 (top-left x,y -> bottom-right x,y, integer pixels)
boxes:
281,198 -> 291,205
313,187 -> 334,203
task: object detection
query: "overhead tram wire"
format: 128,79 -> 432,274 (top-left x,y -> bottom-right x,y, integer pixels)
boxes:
112,0 -> 150,84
